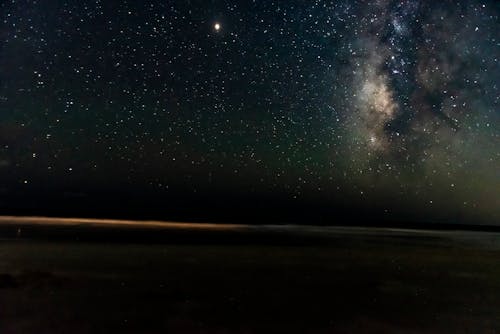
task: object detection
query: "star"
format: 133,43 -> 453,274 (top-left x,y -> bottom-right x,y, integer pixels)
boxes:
214,23 -> 221,32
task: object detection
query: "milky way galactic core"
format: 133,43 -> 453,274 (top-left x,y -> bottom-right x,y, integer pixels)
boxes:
0,1 -> 498,224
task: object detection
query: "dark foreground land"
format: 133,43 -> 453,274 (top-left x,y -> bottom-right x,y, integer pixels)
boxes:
0,217 -> 499,333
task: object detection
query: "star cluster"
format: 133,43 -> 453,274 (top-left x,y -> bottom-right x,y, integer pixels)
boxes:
0,0 -> 498,224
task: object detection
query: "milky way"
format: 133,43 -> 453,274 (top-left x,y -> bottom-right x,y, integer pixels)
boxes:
342,1 -> 499,223
0,0 -> 498,224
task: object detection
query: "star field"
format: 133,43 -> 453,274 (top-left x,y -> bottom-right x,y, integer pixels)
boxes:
0,0 -> 498,224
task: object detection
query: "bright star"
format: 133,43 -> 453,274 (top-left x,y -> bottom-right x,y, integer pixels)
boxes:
214,23 -> 221,31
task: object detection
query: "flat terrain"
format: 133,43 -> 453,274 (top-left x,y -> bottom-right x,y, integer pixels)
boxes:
0,217 -> 499,333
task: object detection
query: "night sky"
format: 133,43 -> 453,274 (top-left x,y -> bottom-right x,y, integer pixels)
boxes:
0,0 -> 498,225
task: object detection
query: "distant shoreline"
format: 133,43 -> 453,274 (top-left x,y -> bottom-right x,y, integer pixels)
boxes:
1,215 -> 500,247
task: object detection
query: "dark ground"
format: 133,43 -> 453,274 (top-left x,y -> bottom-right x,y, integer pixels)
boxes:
0,219 -> 499,333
